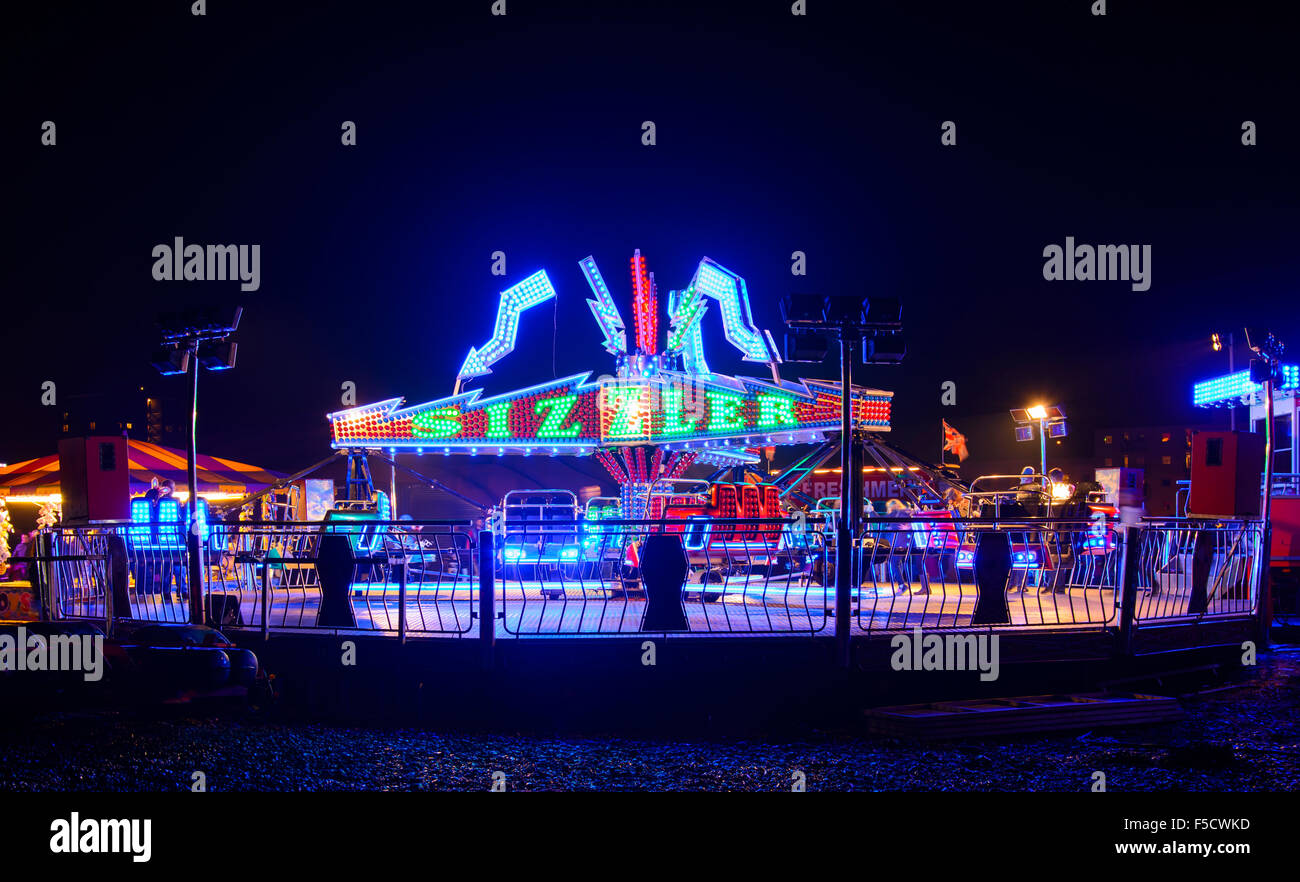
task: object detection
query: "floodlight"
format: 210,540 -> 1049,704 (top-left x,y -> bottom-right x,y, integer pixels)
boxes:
783,331 -> 830,363
862,334 -> 906,364
150,347 -> 189,376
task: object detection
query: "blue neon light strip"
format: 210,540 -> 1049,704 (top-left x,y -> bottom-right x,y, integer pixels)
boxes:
1194,364 -> 1299,407
458,270 -> 558,380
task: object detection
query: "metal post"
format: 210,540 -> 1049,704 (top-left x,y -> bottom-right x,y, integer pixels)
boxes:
389,455 -> 398,520
478,529 -> 495,668
186,342 -> 206,626
103,541 -> 113,635
835,335 -> 857,668
1257,373 -> 1274,646
1228,332 -> 1236,432
260,557 -> 270,641
33,531 -> 52,622
396,559 -> 407,645
1038,418 -> 1047,478
1116,523 -> 1142,656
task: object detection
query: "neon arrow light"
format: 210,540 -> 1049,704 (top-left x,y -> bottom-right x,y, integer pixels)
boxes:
457,270 -> 557,387
666,284 -> 708,352
691,258 -> 781,364
579,256 -> 627,356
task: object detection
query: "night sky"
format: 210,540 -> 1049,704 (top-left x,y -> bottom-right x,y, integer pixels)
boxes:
5,0 -> 1296,481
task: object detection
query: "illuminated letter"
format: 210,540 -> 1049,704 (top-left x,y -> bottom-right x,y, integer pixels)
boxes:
535,394 -> 583,439
484,401 -> 512,438
609,388 -> 647,438
707,391 -> 747,433
661,387 -> 701,436
411,406 -> 462,439
756,394 -> 797,428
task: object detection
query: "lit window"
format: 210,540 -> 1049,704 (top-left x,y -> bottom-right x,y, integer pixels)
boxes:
1103,435 -> 1113,445
1161,433 -> 1171,443
1161,456 -> 1171,465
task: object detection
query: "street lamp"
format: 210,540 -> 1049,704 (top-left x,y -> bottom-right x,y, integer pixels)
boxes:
781,293 -> 904,667
1009,404 -> 1066,478
152,305 -> 242,625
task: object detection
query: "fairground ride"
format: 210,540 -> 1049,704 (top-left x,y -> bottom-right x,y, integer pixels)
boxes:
325,250 -> 961,517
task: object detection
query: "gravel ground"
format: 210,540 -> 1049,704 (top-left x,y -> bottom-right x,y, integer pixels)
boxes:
2,651 -> 1297,792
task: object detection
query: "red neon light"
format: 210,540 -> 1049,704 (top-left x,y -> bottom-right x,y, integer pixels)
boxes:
631,250 -> 657,355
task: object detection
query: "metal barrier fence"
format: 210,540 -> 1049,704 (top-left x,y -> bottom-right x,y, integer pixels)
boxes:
853,517 -> 1121,633
12,526 -> 184,625
1132,519 -> 1262,622
39,521 -> 480,636
852,516 -> 1260,632
205,521 -> 479,635
496,517 -> 829,635
17,515 -> 1261,639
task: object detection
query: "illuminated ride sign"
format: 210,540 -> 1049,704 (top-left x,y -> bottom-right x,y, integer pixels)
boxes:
1193,364 -> 1300,408
329,251 -> 893,467
330,372 -> 891,463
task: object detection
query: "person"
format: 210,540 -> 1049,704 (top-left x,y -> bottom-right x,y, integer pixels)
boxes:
1014,466 -> 1042,516
134,479 -> 171,598
152,480 -> 188,604
1042,468 -> 1076,593
7,531 -> 34,582
884,498 -> 925,594
943,487 -> 971,519
1047,467 -> 1075,509
939,488 -> 969,581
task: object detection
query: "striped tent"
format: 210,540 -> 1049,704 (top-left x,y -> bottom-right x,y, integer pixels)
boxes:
0,440 -> 283,500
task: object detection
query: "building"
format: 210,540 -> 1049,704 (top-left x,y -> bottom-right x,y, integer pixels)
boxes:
60,387 -> 185,448
1094,425 -> 1212,516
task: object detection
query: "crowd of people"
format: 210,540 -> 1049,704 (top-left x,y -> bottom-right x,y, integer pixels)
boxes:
861,465 -> 1079,595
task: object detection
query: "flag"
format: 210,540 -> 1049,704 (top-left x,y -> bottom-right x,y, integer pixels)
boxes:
942,420 -> 969,462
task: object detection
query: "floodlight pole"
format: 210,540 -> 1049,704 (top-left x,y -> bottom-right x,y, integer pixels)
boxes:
1038,418 -> 1047,478
1228,332 -> 1236,431
186,339 -> 205,626
1257,370 -> 1274,646
835,332 -> 857,669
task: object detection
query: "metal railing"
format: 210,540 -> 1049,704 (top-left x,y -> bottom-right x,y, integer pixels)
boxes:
853,517 -> 1121,633
1132,519 -> 1263,622
207,520 -> 479,635
35,521 -> 480,636
1270,473 -> 1299,496
11,514 -> 1262,641
495,517 -> 829,635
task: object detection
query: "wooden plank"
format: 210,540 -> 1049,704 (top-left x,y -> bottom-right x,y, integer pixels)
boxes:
864,692 -> 1183,739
